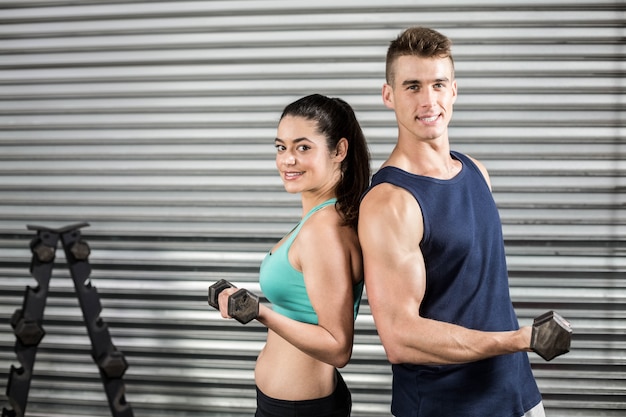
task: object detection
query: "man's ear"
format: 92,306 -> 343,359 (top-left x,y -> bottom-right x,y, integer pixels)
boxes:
451,79 -> 458,104
382,83 -> 395,110
334,138 -> 348,162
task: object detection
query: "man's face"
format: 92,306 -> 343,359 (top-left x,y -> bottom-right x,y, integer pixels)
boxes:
383,55 -> 457,143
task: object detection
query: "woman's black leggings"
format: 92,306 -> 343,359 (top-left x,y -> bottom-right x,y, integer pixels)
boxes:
255,370 -> 351,417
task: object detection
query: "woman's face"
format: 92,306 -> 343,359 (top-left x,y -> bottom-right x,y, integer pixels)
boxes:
275,115 -> 342,197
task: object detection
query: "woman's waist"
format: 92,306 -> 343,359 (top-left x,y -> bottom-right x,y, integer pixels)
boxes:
255,337 -> 336,400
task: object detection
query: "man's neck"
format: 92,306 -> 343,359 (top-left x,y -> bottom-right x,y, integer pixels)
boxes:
383,137 -> 460,180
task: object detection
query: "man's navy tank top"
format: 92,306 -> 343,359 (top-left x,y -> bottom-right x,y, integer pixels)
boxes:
368,151 -> 541,417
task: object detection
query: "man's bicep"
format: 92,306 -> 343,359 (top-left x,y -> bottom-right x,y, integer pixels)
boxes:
363,235 -> 426,319
359,189 -> 426,318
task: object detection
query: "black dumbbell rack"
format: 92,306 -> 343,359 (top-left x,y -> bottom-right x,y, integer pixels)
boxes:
3,223 -> 133,417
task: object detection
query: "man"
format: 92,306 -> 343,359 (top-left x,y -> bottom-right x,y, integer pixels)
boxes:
358,27 -> 545,417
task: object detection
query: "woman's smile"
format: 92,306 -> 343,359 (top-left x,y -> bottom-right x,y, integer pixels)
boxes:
283,171 -> 304,180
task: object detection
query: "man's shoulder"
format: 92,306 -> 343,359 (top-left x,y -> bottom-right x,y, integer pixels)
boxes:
363,178 -> 410,204
360,179 -> 420,223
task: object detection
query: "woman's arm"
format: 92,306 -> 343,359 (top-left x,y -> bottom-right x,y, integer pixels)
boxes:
219,208 -> 359,368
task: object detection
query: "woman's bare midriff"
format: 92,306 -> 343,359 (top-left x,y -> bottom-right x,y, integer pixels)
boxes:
255,329 -> 336,401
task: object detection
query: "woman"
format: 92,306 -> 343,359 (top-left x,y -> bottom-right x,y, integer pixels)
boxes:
217,94 -> 371,416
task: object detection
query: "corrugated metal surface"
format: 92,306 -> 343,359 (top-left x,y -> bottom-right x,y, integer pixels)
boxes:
0,1 -> 624,416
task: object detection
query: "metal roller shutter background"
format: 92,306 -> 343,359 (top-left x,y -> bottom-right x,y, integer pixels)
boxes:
0,1 -> 623,416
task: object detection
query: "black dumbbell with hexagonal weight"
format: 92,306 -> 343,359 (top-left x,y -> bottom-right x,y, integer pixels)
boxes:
208,279 -> 259,324
10,309 -> 46,347
96,350 -> 129,379
530,310 -> 572,361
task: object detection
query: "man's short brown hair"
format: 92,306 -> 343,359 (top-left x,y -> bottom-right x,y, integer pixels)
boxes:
385,27 -> 454,85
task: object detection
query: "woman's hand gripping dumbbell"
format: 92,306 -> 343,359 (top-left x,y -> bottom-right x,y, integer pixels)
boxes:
207,279 -> 259,324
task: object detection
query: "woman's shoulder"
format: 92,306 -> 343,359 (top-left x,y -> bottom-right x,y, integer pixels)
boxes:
296,204 -> 363,284
300,205 -> 357,247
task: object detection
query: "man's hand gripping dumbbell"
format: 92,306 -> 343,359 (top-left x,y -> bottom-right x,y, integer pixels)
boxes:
208,279 -> 259,324
530,310 -> 572,361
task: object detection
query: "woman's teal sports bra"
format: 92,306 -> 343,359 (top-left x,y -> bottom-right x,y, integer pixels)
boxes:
259,198 -> 364,325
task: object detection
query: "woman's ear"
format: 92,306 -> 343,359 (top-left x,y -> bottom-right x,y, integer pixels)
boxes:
334,138 -> 348,162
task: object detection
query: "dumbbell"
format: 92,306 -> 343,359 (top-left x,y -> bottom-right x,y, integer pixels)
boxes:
208,279 -> 259,324
11,309 -> 45,346
530,310 -> 572,361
